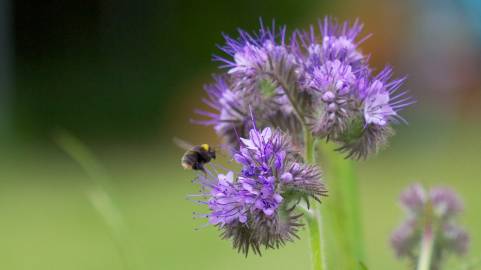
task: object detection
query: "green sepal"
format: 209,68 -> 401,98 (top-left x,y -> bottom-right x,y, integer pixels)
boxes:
339,116 -> 365,143
258,77 -> 277,98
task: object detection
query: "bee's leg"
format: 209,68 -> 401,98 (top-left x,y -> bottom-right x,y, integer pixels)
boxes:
197,167 -> 208,193
199,164 -> 207,175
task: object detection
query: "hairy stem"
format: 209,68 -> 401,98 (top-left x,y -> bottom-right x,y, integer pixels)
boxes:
269,66 -> 326,270
304,130 -> 327,270
304,127 -> 315,163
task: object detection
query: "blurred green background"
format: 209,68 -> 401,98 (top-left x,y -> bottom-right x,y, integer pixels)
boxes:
2,0 -> 481,269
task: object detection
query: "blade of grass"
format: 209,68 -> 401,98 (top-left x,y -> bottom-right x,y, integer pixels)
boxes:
53,130 -> 135,270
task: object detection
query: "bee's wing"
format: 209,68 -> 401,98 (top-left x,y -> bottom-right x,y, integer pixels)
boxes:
173,137 -> 194,151
217,143 -> 235,154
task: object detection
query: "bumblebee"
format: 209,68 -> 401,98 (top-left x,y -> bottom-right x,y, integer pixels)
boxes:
181,143 -> 216,172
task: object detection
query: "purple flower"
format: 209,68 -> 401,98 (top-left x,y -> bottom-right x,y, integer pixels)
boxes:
443,223 -> 469,255
290,18 -> 412,158
193,126 -> 326,255
361,67 -> 411,126
214,21 -> 293,81
310,60 -> 356,92
318,17 -> 368,67
307,60 -> 358,137
390,219 -> 419,258
335,68 -> 412,159
228,43 -> 268,76
398,184 -> 464,219
197,17 -> 413,159
295,17 -> 369,90
193,76 -> 253,149
206,171 -> 247,226
195,22 -> 302,149
363,80 -> 396,126
235,127 -> 326,203
391,184 -> 469,263
399,183 -> 426,213
430,187 -> 463,219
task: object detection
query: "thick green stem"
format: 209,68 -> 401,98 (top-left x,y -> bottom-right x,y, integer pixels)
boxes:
304,129 -> 327,270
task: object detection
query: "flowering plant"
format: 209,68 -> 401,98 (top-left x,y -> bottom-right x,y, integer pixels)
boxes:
183,17 -> 468,270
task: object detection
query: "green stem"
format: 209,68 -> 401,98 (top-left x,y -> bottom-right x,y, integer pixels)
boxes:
305,207 -> 326,270
417,222 -> 434,270
304,127 -> 315,163
304,129 -> 327,270
271,68 -> 326,270
265,71 -> 306,127
318,143 -> 364,269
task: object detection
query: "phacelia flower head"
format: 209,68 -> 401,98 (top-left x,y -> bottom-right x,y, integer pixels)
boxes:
291,18 -> 412,159
198,16 -> 413,161
391,184 -> 469,265
196,22 -> 305,150
194,126 -> 326,255
334,67 -> 412,159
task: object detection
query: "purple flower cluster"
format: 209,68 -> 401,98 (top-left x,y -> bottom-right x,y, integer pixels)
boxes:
295,18 -> 412,158
391,184 -> 469,263
196,22 -> 301,150
196,17 -> 413,159
195,127 -> 326,255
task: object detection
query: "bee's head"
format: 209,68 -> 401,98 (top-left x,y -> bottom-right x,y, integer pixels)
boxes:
201,144 -> 216,159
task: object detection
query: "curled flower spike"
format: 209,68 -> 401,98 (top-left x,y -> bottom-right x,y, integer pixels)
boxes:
308,59 -> 358,138
193,126 -> 326,255
391,184 -> 469,266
